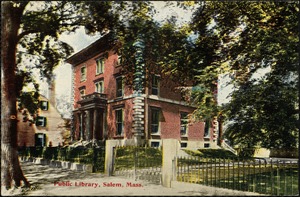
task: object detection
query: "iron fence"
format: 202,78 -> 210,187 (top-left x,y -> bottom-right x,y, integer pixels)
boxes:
113,146 -> 162,184
176,156 -> 298,196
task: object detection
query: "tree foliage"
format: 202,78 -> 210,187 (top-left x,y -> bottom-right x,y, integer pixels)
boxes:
2,1 -> 298,190
15,1 -> 132,113
188,1 -> 299,150
1,1 -> 143,190
100,2 -> 197,92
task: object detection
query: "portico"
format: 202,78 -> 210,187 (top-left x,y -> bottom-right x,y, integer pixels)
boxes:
72,93 -> 107,141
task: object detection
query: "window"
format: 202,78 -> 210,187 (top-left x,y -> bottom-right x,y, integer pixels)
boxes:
40,101 -> 48,111
80,89 -> 85,99
36,116 -> 47,127
180,112 -> 188,136
117,55 -> 122,65
151,75 -> 160,95
151,141 -> 160,148
116,76 -> 123,97
150,108 -> 160,134
35,133 -> 46,147
81,66 -> 86,81
204,119 -> 210,138
181,142 -> 187,148
96,58 -> 105,74
115,109 -> 123,136
204,143 -> 210,148
95,80 -> 104,93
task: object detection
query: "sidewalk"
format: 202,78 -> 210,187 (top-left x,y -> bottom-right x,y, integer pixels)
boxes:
2,161 -> 263,196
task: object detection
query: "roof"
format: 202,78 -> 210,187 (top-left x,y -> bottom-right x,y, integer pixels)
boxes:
65,33 -> 118,66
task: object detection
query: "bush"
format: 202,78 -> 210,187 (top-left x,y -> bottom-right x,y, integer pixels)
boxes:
270,148 -> 298,158
43,147 -> 59,160
236,148 -> 255,158
184,149 -> 238,158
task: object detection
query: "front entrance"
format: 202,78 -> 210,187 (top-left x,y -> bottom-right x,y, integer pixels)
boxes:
73,108 -> 106,141
72,92 -> 107,141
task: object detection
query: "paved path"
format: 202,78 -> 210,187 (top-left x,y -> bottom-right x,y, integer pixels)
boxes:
2,161 -> 263,196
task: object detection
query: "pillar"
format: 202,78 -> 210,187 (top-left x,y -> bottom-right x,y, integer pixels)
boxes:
85,110 -> 90,141
162,139 -> 179,188
132,96 -> 145,146
104,140 -> 120,176
80,112 -> 84,140
93,109 -> 98,140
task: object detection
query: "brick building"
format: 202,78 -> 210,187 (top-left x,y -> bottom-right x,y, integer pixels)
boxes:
17,92 -> 66,147
66,34 -> 219,149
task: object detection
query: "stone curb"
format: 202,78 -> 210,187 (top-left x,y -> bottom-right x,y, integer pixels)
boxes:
19,156 -> 93,173
171,181 -> 264,196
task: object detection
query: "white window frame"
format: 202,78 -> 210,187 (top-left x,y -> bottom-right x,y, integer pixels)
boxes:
204,119 -> 211,138
40,101 -> 49,111
36,116 -> 47,127
80,65 -> 87,81
180,112 -> 188,136
116,76 -> 124,98
80,89 -> 85,100
96,58 -> 105,75
117,55 -> 122,65
151,75 -> 160,96
95,80 -> 104,93
115,109 -> 124,136
150,141 -> 160,148
150,108 -> 160,134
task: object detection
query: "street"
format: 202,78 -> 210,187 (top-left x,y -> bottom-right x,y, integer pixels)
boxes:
1,161 -> 263,196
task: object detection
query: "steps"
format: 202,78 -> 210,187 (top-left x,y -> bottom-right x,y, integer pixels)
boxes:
221,141 -> 237,155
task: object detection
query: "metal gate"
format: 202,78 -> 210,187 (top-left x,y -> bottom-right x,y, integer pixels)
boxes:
112,146 -> 162,185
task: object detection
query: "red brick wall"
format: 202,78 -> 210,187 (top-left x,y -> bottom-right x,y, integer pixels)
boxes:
147,99 -> 205,140
72,48 -> 213,143
73,51 -> 133,108
17,112 -> 35,147
106,98 -> 134,139
159,79 -> 182,101
73,50 -> 134,139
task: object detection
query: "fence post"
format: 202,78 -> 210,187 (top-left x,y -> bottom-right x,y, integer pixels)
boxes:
92,146 -> 96,173
134,146 -> 137,181
172,157 -> 177,182
162,139 -> 179,188
104,140 -> 119,176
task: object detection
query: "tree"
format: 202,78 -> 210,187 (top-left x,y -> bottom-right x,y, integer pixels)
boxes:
187,1 -> 299,154
2,2 -> 31,189
1,1 -> 128,189
2,1 -> 175,190
112,3 -> 197,96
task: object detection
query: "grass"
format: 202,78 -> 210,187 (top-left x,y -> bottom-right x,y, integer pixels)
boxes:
114,146 -> 162,170
176,155 -> 299,196
177,167 -> 299,195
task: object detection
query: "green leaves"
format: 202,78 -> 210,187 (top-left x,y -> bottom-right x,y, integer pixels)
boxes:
187,1 -> 299,150
224,75 -> 298,149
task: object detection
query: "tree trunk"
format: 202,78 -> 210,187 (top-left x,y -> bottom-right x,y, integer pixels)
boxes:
1,1 -> 30,189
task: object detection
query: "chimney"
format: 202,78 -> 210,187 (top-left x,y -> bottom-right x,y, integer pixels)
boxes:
48,79 -> 56,107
